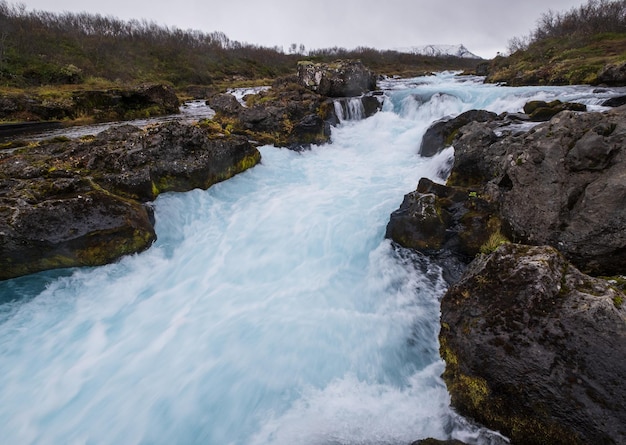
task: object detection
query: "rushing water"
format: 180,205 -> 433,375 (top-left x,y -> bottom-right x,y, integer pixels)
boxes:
0,73 -> 623,445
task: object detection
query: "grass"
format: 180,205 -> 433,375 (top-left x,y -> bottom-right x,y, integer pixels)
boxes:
487,32 -> 626,85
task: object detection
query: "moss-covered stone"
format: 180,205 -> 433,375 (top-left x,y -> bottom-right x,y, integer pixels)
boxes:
0,120 -> 261,280
440,244 -> 626,444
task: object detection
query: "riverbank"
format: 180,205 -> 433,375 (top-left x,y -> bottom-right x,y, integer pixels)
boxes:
386,91 -> 626,444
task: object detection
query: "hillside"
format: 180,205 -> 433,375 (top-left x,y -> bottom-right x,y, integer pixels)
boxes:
484,0 -> 626,86
0,1 -> 479,97
485,32 -> 626,85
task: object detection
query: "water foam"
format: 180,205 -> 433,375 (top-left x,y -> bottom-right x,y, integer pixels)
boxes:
1,73 -> 620,444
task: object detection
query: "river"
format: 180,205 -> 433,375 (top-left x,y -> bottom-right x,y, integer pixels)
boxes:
0,72 -> 622,444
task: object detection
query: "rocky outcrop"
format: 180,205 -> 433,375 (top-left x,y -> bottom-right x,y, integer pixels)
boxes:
207,78 -> 334,149
602,95 -> 626,107
208,77 -> 362,150
0,121 -> 260,280
297,60 -> 377,97
72,84 -> 180,121
391,101 -> 626,445
440,243 -> 626,445
386,178 -> 502,261
420,110 -> 497,157
0,84 -> 180,126
206,93 -> 243,116
389,105 -> 626,277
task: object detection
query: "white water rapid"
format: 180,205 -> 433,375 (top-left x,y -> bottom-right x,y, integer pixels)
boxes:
0,72 -> 622,445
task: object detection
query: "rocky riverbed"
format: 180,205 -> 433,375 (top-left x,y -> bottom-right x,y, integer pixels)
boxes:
387,99 -> 626,444
0,60 -> 379,280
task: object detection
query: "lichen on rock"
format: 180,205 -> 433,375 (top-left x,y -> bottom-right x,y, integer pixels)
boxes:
440,243 -> 626,445
0,120 -> 261,280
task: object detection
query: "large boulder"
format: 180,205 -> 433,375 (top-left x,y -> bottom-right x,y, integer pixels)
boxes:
419,110 -> 497,157
601,95 -> 626,107
492,109 -> 626,275
206,93 -> 243,116
395,106 -> 626,276
297,60 -> 377,97
0,178 -> 156,280
0,121 -> 261,279
386,178 -> 502,261
597,61 -> 626,86
81,122 -> 260,201
208,79 -> 338,150
440,243 -> 626,445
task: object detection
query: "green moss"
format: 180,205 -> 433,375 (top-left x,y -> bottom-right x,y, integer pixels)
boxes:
74,228 -> 155,266
151,180 -> 160,198
601,275 -> 626,292
444,128 -> 460,146
0,140 -> 28,150
487,32 -> 626,86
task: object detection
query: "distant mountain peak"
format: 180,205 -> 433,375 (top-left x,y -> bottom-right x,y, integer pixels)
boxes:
395,44 -> 482,59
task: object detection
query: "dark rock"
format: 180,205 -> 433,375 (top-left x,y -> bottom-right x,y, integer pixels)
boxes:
386,178 -> 502,263
475,61 -> 490,77
72,84 -> 180,121
361,94 -> 383,117
385,184 -> 450,252
497,110 -> 626,275
523,100 -> 587,122
602,95 -> 626,107
211,80 -> 335,149
0,121 -> 261,279
597,61 -> 626,86
0,177 -> 155,281
0,93 -> 74,121
297,59 -> 377,97
206,93 -> 243,116
419,110 -> 497,157
440,243 -> 626,445
438,108 -> 626,276
446,121 -> 505,187
126,84 -> 180,114
83,121 -> 261,201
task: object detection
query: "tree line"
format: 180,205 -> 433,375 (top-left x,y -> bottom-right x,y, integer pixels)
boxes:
0,1 -> 479,89
508,0 -> 626,53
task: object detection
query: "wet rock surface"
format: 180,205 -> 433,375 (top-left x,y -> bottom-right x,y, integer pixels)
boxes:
392,103 -> 626,445
208,74 -> 380,150
0,121 -> 260,280
440,243 -> 626,445
389,105 -> 626,276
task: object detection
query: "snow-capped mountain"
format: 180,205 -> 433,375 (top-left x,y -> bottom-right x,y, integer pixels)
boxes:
394,44 -> 482,59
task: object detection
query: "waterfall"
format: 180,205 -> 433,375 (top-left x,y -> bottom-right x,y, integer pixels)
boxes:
333,97 -> 366,121
0,72 -> 620,445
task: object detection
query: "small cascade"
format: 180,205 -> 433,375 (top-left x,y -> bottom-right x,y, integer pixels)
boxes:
333,97 -> 366,122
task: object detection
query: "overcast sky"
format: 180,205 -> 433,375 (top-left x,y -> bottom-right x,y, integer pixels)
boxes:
15,0 -> 588,58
